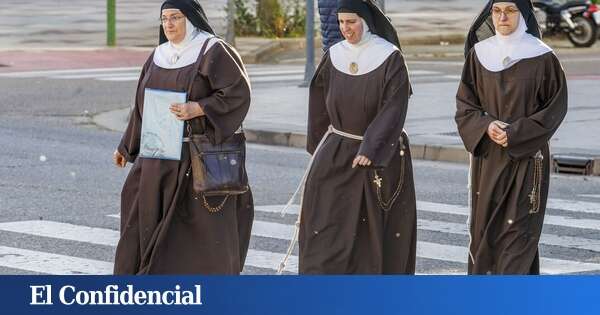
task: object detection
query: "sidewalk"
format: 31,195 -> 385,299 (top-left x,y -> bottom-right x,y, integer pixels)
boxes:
92,73 -> 600,176
0,0 -> 228,50
0,40 -> 264,73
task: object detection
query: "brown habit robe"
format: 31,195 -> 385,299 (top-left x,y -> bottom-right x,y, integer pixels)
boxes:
299,51 -> 417,274
114,40 -> 254,275
456,50 -> 568,274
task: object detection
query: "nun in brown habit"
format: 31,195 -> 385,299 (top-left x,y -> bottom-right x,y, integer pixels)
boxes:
279,0 -> 416,275
112,0 -> 253,274
456,0 -> 568,275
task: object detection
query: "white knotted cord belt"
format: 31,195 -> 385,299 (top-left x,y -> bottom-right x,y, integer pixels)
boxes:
276,125 -> 364,274
467,154 -> 475,265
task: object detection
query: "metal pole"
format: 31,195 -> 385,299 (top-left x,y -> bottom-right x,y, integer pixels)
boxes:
226,0 -> 236,46
107,0 -> 116,46
301,0 -> 315,87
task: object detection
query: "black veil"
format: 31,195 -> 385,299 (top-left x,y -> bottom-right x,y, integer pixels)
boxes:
463,0 -> 541,57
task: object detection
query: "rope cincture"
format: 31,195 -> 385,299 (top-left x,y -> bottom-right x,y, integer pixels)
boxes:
467,154 -> 476,266
276,125 -> 364,275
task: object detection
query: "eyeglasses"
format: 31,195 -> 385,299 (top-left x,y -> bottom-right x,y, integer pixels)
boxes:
160,15 -> 185,25
491,6 -> 520,17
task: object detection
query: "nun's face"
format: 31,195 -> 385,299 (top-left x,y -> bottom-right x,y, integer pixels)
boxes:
491,2 -> 520,36
161,9 -> 187,44
338,13 -> 363,44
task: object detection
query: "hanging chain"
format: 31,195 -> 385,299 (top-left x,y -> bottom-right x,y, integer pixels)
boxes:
374,145 -> 406,211
202,194 -> 230,213
529,151 -> 544,214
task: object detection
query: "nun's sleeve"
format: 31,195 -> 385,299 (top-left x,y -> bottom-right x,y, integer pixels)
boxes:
357,52 -> 410,168
117,54 -> 153,162
505,53 -> 568,160
195,41 -> 251,144
307,54 -> 332,155
455,50 -> 495,156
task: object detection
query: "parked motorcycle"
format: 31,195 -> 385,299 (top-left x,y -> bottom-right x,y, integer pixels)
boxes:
533,0 -> 598,47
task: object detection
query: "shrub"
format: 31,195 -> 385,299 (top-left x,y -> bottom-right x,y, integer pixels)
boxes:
234,0 -> 257,36
234,0 -> 306,38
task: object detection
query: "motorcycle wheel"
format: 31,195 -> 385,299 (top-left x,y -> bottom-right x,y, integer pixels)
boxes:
567,16 -> 598,48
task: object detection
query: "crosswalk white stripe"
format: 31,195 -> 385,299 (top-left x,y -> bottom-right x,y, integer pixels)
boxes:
250,219 -> 600,274
543,216 -> 600,232
0,67 -> 306,79
248,69 -> 304,76
417,241 -> 600,275
417,201 -> 600,231
252,220 -> 295,241
0,67 -> 140,78
247,69 -> 445,77
0,67 -> 455,81
417,219 -> 600,253
419,199 -> 600,216
256,204 -> 300,214
246,251 -> 464,275
97,76 -> 140,82
407,61 -> 465,66
257,201 -> 600,232
246,249 -> 297,273
250,75 -> 304,83
0,247 -> 296,276
0,246 -> 112,275
49,72 -> 140,79
0,220 -> 119,246
252,216 -> 600,253
409,70 -> 442,75
547,199 -> 600,215
579,194 -> 600,199
416,201 -> 465,216
0,220 -> 295,274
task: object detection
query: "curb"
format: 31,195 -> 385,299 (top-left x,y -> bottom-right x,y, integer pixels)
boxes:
240,37 -> 317,64
244,129 -> 600,175
402,34 -> 467,46
245,129 -> 307,149
93,110 -> 599,175
238,33 -> 594,64
245,129 -> 470,164
238,34 -> 468,64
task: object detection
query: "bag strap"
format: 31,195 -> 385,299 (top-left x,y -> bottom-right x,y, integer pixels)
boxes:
185,37 -> 215,136
186,37 -> 214,98
185,37 -> 245,136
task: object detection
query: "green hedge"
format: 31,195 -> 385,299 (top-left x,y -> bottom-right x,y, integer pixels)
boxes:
234,0 -> 306,38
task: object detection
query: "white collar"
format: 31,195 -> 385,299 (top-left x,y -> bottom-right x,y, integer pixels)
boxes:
329,18 -> 398,76
153,20 -> 218,69
474,13 -> 552,72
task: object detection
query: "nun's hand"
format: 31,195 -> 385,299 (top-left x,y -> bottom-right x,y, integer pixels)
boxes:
352,155 -> 372,168
487,121 -> 509,147
113,150 -> 127,168
169,102 -> 205,121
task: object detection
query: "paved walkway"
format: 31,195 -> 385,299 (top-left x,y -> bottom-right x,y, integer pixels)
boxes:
0,0 -> 227,49
0,0 -> 477,50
